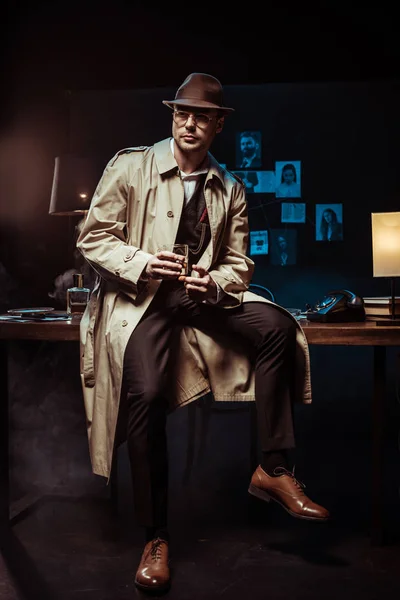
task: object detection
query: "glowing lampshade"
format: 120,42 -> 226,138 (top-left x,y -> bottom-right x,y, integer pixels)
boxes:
49,155 -> 101,216
371,212 -> 400,325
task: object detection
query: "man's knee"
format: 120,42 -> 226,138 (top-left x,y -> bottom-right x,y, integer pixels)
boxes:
277,314 -> 296,342
261,308 -> 297,347
125,380 -> 168,408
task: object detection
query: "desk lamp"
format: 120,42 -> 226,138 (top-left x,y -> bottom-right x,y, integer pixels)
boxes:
49,154 -> 99,216
48,153 -> 102,265
371,211 -> 400,326
48,154 -> 101,309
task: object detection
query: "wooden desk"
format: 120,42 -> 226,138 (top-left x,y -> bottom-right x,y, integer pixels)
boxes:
0,317 -> 81,531
1,317 -> 399,544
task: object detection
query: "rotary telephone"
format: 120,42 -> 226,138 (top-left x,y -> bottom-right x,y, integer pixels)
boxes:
306,289 -> 366,323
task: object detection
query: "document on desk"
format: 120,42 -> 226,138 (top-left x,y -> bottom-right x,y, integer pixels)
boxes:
0,314 -> 71,322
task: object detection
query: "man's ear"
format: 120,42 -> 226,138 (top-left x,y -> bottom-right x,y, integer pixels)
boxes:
216,116 -> 225,133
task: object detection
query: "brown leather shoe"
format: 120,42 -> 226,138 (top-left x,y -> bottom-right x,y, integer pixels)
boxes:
248,465 -> 330,521
134,538 -> 170,593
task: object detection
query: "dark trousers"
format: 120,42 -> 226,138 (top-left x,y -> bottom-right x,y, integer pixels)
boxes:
121,281 -> 297,527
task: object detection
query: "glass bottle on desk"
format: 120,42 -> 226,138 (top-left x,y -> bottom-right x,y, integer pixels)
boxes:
66,273 -> 90,315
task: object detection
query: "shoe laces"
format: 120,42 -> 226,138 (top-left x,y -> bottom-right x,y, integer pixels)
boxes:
272,466 -> 306,491
150,538 -> 166,561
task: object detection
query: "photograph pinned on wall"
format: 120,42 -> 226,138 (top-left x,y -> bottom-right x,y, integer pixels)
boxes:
275,161 -> 301,198
315,203 -> 343,241
236,131 -> 262,169
249,230 -> 269,256
232,171 -> 275,194
281,202 -> 306,223
269,229 -> 297,266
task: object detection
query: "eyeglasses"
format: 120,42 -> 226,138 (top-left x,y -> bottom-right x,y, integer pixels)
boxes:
173,110 -> 215,129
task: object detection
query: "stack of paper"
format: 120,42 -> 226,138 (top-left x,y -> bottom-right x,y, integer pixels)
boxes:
362,297 -> 400,317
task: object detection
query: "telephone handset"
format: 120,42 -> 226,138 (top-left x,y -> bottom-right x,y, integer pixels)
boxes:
306,289 -> 366,323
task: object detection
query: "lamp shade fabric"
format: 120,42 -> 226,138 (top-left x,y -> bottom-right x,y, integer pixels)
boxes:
49,155 -> 102,216
371,212 -> 400,277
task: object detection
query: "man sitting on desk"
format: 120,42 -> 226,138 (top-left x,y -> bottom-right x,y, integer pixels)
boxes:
76,72 -> 330,594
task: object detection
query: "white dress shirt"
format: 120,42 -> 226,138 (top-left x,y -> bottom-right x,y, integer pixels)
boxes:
170,138 -> 208,203
170,138 -> 222,303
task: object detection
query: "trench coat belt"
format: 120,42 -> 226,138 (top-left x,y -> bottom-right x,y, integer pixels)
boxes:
82,295 -> 98,387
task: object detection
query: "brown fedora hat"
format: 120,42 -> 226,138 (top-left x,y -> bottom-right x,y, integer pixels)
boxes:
163,73 -> 234,114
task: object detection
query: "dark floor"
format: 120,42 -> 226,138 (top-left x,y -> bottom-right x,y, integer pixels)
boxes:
2,484 -> 400,600
2,430 -> 400,600
3,382 -> 400,600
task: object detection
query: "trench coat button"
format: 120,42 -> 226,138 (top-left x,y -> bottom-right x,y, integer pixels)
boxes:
115,270 -> 120,277
167,210 -> 173,217
122,320 -> 128,327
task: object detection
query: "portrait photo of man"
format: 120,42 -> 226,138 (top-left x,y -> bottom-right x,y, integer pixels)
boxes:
236,130 -> 262,168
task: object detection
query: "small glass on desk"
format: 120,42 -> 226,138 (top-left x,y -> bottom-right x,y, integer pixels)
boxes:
158,244 -> 189,277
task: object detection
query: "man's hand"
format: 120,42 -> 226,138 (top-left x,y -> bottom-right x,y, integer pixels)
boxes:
179,265 -> 217,302
144,251 -> 186,280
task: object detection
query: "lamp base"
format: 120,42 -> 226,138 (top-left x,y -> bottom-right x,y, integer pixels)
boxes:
376,319 -> 400,326
374,278 -> 400,326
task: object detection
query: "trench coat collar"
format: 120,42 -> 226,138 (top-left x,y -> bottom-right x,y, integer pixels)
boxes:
154,137 -> 225,187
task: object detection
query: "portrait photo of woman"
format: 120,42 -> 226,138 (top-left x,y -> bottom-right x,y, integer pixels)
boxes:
275,161 -> 301,198
315,204 -> 344,241
269,229 -> 297,266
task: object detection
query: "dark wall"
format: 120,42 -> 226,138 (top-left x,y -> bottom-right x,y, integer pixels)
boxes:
69,81 -> 400,310
2,80 -> 399,310
1,1 -> 399,310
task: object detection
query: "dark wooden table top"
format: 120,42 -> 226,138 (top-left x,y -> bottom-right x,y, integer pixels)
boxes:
0,315 -> 81,342
299,318 -> 400,345
1,315 -> 400,346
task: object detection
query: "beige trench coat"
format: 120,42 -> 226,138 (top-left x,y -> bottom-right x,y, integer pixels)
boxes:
77,138 -> 312,480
